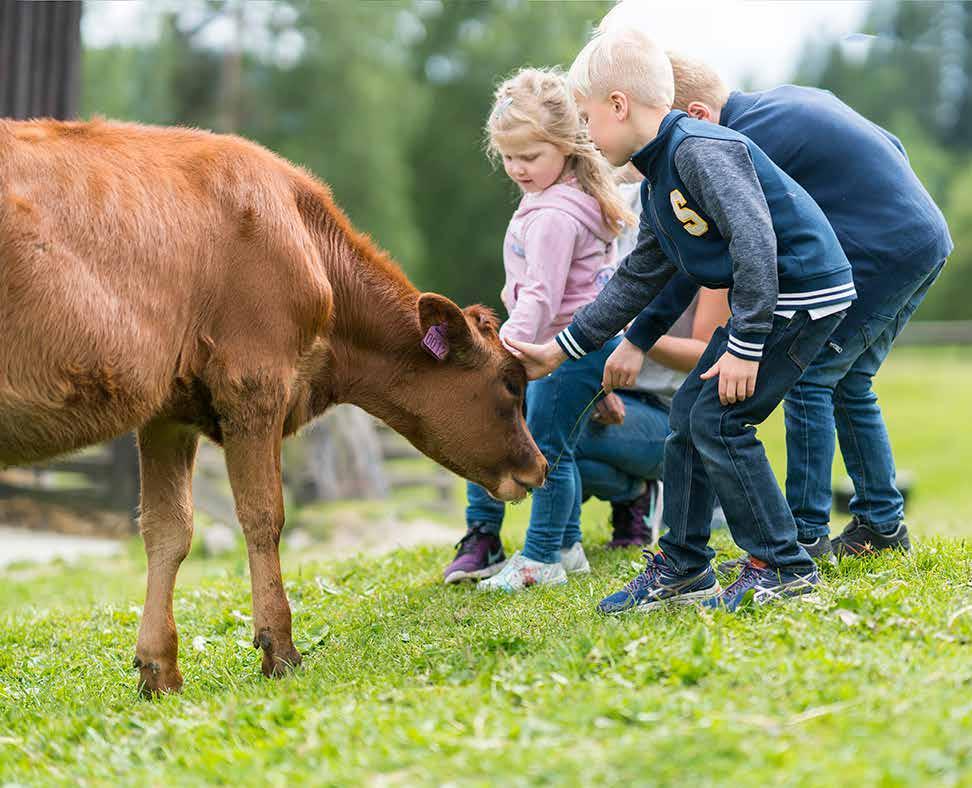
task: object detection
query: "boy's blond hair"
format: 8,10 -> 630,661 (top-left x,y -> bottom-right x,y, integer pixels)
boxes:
486,67 -> 635,233
668,51 -> 731,113
567,28 -> 674,109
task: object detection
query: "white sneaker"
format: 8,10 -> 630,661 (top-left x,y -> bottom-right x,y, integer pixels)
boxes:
560,542 -> 591,574
477,551 -> 567,592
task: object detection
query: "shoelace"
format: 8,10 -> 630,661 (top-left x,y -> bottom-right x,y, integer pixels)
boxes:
624,549 -> 663,594
454,530 -> 486,555
722,560 -> 765,597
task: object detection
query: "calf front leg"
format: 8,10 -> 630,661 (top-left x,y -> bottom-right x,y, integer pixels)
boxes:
223,425 -> 301,678
134,421 -> 199,696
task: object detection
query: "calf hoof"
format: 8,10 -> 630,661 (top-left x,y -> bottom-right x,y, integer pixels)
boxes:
254,628 -> 302,678
133,654 -> 183,697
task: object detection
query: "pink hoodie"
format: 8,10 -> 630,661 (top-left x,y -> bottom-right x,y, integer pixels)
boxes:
498,180 -> 618,345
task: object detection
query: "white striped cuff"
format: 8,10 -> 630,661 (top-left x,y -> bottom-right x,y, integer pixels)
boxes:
776,283 -> 857,307
555,327 -> 586,360
727,334 -> 764,360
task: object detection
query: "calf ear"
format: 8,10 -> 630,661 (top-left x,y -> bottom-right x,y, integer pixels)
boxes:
417,293 -> 475,361
465,305 -> 500,335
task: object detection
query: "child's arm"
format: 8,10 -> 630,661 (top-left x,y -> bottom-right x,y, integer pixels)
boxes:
498,210 -> 579,344
673,137 -> 779,404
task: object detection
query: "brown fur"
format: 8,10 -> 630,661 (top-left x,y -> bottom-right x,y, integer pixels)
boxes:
0,118 -> 546,694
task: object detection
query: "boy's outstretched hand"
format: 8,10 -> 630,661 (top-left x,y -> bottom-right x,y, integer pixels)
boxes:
700,351 -> 759,405
505,339 -> 567,380
602,338 -> 645,393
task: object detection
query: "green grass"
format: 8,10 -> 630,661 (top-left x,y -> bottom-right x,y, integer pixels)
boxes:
2,347 -> 972,786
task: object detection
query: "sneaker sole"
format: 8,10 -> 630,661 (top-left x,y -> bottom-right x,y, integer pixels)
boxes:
717,579 -> 819,611
563,563 -> 591,575
602,583 -> 722,615
444,560 -> 508,585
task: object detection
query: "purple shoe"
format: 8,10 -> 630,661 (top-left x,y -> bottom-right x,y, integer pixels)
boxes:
607,481 -> 657,549
443,525 -> 507,584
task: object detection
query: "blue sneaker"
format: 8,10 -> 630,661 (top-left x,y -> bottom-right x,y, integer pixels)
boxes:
597,550 -> 721,615
704,558 -> 819,612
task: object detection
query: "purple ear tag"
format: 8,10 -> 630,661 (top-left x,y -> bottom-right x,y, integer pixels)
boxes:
422,323 -> 450,360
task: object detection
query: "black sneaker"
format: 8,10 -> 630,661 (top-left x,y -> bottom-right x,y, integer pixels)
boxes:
799,535 -> 836,564
832,517 -> 911,558
718,535 -> 834,574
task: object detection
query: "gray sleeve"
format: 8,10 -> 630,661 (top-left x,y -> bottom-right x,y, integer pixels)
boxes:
567,209 -> 677,352
673,137 -> 778,343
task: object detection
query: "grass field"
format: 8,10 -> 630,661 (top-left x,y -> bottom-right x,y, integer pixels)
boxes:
2,347 -> 971,786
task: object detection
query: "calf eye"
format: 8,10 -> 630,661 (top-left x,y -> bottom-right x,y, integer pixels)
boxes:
504,380 -> 520,397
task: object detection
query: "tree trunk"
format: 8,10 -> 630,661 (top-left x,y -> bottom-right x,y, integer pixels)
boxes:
0,0 -> 82,120
283,405 -> 389,505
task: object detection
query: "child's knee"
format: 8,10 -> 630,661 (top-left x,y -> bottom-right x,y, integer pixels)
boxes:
688,401 -> 724,449
834,370 -> 876,404
668,398 -> 692,436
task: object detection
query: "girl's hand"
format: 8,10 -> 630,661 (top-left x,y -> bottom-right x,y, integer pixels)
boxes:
700,351 -> 758,405
506,339 -> 567,380
602,338 -> 645,393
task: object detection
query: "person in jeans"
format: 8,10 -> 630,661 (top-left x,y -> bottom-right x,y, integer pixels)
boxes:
457,67 -> 634,593
510,29 -> 857,612
625,49 -> 953,562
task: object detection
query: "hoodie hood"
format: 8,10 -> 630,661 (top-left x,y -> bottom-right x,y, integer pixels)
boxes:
514,180 -> 617,244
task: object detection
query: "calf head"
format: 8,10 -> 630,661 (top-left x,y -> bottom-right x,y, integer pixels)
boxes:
400,293 -> 547,501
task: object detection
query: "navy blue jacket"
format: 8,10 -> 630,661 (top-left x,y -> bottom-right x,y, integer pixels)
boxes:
628,86 -> 953,350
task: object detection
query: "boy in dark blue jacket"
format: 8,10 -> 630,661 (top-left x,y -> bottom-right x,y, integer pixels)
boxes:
627,54 -> 952,562
510,29 -> 856,612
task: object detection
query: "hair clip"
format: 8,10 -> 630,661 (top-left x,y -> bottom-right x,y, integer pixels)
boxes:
494,95 -> 514,115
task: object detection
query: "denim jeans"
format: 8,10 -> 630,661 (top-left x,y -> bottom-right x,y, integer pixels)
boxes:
659,310 -> 845,574
576,392 -> 670,503
465,337 -> 621,563
784,259 -> 946,539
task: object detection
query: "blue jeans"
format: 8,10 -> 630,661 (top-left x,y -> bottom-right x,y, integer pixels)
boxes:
659,310 -> 845,574
784,260 -> 946,539
576,392 -> 669,503
465,337 -> 621,563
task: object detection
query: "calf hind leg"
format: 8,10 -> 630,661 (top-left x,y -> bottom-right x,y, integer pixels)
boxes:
133,421 -> 199,696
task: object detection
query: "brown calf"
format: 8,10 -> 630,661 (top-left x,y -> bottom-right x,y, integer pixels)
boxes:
0,118 -> 546,694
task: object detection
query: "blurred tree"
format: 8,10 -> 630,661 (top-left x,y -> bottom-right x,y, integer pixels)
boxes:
249,0 -> 426,270
799,1 -> 970,152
